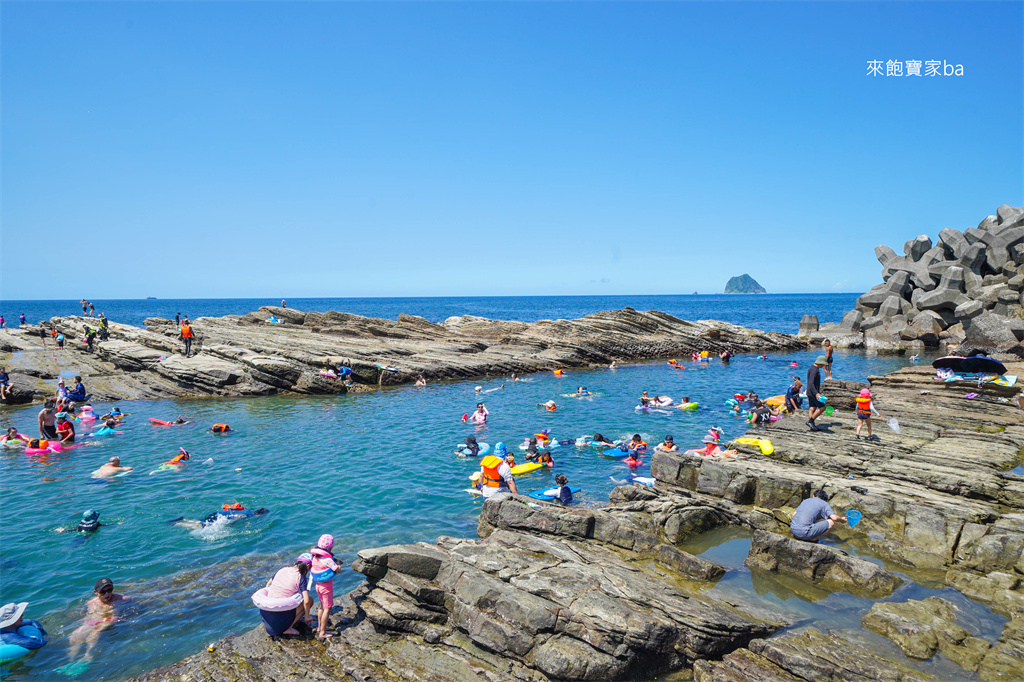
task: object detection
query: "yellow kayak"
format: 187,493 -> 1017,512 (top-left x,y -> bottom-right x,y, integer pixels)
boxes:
510,462 -> 543,475
734,437 -> 774,456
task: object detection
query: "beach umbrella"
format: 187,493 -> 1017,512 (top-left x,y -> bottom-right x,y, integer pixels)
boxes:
847,510 -> 863,528
886,417 -> 900,434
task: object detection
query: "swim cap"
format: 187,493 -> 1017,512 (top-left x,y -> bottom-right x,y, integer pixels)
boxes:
82,510 -> 100,523
318,534 -> 334,551
297,553 -> 313,565
859,389 -> 872,398
495,442 -> 507,456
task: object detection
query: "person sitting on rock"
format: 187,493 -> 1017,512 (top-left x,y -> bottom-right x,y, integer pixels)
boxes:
790,490 -> 847,543
0,366 -> 11,401
66,377 -> 87,402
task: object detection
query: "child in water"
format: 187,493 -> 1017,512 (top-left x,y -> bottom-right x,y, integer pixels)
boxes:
627,434 -> 647,455
554,474 -> 573,505
310,534 -> 341,639
525,437 -> 554,467
460,435 -> 480,457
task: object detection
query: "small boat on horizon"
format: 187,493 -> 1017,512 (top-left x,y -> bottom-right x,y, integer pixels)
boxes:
146,296 -> 157,299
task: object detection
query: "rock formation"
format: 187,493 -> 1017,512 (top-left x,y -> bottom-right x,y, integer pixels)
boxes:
0,307 -> 805,405
800,205 -> 1024,356
132,362 -> 1024,681
724,274 -> 767,294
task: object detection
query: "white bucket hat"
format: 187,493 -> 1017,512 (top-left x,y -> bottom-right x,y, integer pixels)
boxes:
0,602 -> 28,629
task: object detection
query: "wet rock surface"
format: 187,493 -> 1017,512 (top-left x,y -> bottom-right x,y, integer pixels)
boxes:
802,205 -> 1024,356
131,361 -> 1024,681
0,307 -> 804,405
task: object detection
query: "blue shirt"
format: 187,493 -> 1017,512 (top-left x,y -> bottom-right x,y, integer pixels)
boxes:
791,497 -> 834,532
558,485 -> 573,505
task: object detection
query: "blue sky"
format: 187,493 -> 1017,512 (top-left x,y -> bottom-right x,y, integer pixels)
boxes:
2,1 -> 1021,299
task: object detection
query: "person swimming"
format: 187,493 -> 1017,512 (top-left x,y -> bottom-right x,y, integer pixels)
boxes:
55,510 -> 106,533
460,435 -> 480,457
171,505 -> 268,530
525,437 -> 554,466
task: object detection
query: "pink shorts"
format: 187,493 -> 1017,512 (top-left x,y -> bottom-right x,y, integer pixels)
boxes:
315,581 -> 334,608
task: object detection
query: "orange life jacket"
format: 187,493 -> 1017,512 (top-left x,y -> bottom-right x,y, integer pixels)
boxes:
855,397 -> 872,418
166,453 -> 188,465
223,503 -> 244,511
181,325 -> 193,339
480,455 -> 505,488
212,424 -> 230,433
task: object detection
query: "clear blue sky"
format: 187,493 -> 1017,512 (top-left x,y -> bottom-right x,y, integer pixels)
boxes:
2,1 -> 1021,299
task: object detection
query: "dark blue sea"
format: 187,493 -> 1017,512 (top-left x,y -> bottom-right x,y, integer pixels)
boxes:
2,293 -> 857,333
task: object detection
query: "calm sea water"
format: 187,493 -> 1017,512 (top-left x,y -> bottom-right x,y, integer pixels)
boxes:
3,294 -> 947,681
1,293 -> 858,333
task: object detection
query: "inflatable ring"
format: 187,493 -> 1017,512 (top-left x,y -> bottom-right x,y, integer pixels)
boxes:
0,643 -> 31,663
312,568 -> 336,583
251,588 -> 303,612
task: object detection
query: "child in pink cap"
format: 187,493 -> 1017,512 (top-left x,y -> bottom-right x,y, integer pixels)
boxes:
855,388 -> 879,440
310,534 -> 341,639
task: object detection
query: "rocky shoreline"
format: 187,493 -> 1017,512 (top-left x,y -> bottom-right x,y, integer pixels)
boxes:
131,361 -> 1024,682
0,307 -> 804,405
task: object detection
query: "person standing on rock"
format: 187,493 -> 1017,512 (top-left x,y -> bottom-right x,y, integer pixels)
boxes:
80,299 -> 88,316
790,490 -> 846,543
824,340 -> 834,380
88,302 -> 95,317
38,324 -> 48,347
180,321 -> 194,357
281,299 -> 286,308
806,357 -> 827,431
175,312 -> 180,326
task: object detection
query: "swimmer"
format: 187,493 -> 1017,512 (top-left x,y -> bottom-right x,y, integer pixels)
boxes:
576,386 -> 591,397
687,435 -> 738,458
94,457 -> 133,478
609,360 -> 617,370
524,437 -> 554,467
627,434 -> 647,456
468,403 -> 488,425
56,412 -> 76,444
459,435 -> 481,457
590,433 -> 616,447
654,435 -> 677,452
539,400 -> 557,412
61,578 -> 131,674
4,427 -> 27,445
414,375 -> 426,387
671,396 -> 694,409
211,423 -> 232,433
553,474 -> 573,505
171,506 -> 268,530
480,384 -> 505,393
56,510 -> 107,533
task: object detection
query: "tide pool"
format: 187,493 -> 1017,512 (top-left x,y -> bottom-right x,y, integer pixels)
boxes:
0,348 -> 927,680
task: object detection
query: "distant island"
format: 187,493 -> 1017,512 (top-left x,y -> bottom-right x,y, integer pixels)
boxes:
723,274 -> 766,294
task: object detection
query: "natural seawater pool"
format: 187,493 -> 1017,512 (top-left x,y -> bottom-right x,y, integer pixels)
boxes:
1,349 -> 937,680
678,527 -> 1008,681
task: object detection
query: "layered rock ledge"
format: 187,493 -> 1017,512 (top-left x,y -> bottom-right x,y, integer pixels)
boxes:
0,307 -> 804,404
133,362 -> 1024,681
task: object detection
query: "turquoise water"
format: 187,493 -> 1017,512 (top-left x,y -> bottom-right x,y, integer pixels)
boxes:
0,348 -> 925,680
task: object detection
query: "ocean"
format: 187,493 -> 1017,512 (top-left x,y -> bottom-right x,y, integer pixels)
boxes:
1,293 -> 858,334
